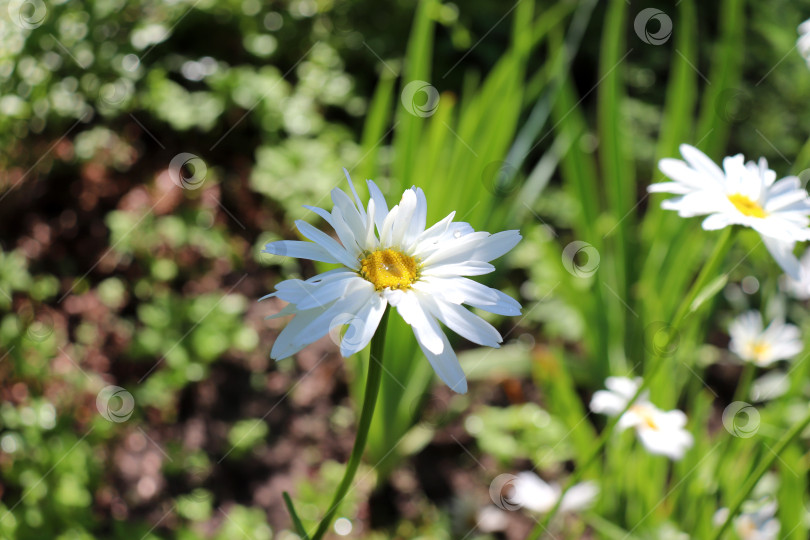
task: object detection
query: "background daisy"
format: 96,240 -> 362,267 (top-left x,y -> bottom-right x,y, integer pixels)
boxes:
650,144 -> 810,279
728,311 -> 803,366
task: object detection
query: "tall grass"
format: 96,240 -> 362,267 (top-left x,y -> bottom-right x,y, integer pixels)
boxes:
322,0 -> 810,536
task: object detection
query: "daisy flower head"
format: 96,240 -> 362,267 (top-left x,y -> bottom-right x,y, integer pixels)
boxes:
650,144 -> 810,279
261,170 -> 522,394
728,311 -> 803,367
590,376 -> 693,460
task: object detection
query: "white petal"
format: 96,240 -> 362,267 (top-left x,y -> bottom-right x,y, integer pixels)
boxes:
292,281 -> 376,348
295,274 -> 366,310
422,261 -> 496,277
330,206 -> 362,257
421,232 -> 490,267
363,198 -> 379,250
339,294 -> 387,357
417,326 -> 467,393
266,272 -> 355,304
379,203 -> 399,246
263,240 -> 342,265
751,371 -> 789,401
468,230 -> 522,262
270,305 -> 331,359
414,277 -> 521,316
647,181 -> 695,195
605,376 -> 642,399
560,482 -> 599,512
404,187 -> 428,246
701,213 -> 736,231
383,288 -> 406,307
413,211 -> 455,249
343,168 -> 366,219
463,288 -> 522,316
391,189 -> 418,247
367,180 -> 390,232
330,188 -> 366,242
636,425 -> 693,460
395,291 -> 445,354
425,297 -> 503,348
510,472 -> 558,513
680,144 -> 726,184
762,236 -> 801,280
303,205 -> 335,227
658,157 -> 720,190
589,390 -> 627,416
295,220 -> 359,269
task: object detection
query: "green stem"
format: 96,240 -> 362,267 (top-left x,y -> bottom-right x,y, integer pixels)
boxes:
308,306 -> 390,540
527,228 -> 734,539
732,362 -> 756,404
709,405 -> 810,540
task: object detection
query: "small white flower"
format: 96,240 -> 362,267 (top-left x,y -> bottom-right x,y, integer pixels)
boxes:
649,144 -> 810,279
509,471 -> 598,514
713,500 -> 780,540
590,376 -> 694,460
261,170 -> 522,394
798,19 -> 810,67
728,311 -> 803,366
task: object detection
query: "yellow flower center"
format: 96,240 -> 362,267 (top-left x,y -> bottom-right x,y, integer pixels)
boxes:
750,340 -> 771,360
630,405 -> 659,431
728,194 -> 767,218
360,249 -> 419,291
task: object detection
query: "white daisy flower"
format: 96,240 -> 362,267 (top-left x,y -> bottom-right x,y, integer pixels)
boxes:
714,500 -> 779,540
798,19 -> 810,67
649,144 -> 810,279
261,170 -> 522,394
590,376 -> 694,460
728,311 -> 803,367
508,471 -> 598,514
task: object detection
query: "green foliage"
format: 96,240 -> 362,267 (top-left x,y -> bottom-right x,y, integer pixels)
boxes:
6,0 -> 810,538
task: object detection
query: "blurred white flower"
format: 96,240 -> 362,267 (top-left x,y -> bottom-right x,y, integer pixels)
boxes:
750,371 -> 790,402
261,169 -> 522,394
729,311 -> 803,366
509,471 -> 598,513
798,19 -> 810,67
713,499 -> 779,540
649,144 -> 810,279
590,376 -> 693,460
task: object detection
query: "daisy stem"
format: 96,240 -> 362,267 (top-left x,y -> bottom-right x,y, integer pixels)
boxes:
708,405 -> 810,540
732,362 -> 756,404
526,228 -> 735,539
309,306 -> 391,540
